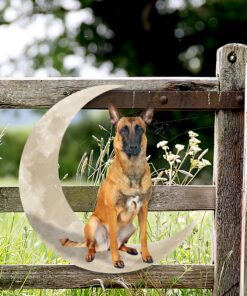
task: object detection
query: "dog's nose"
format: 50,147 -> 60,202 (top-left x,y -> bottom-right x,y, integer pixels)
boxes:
129,145 -> 138,150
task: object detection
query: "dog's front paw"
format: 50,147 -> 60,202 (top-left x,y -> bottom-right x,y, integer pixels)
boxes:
114,260 -> 125,268
142,255 -> 153,263
85,253 -> 95,262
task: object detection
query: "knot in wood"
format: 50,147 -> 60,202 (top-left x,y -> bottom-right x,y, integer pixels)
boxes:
63,90 -> 72,96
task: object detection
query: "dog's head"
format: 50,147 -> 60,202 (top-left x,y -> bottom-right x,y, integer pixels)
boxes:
108,104 -> 154,158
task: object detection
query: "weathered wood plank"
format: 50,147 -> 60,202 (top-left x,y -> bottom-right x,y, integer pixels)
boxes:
0,185 -> 215,212
214,43 -> 247,296
134,91 -> 244,110
0,264 -> 214,289
240,63 -> 247,295
1,77 -> 244,110
1,77 -> 238,110
0,77 -> 219,92
0,87 -> 243,110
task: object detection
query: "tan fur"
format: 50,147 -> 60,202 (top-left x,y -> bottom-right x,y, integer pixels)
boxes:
60,105 -> 154,268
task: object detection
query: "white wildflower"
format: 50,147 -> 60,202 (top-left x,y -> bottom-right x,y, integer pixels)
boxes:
175,144 -> 185,152
157,140 -> 169,150
165,169 -> 171,175
166,152 -> 180,164
189,138 -> 201,145
191,158 -> 211,169
190,145 -> 202,153
188,137 -> 201,155
157,140 -> 168,148
202,158 -> 211,167
191,159 -> 200,168
166,152 -> 175,162
197,161 -> 205,169
188,131 -> 199,138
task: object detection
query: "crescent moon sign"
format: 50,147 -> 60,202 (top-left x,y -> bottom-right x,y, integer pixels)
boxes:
19,85 -> 197,273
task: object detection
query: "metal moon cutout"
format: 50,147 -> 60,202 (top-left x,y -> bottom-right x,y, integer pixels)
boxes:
19,85 -> 197,273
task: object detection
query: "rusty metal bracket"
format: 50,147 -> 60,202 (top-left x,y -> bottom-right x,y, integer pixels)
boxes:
85,90 -> 244,110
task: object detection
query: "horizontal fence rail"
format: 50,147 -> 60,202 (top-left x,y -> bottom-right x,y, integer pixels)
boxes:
0,264 -> 214,289
0,185 -> 216,212
0,78 -> 243,110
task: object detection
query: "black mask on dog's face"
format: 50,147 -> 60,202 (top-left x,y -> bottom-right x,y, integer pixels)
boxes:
108,104 -> 154,157
119,122 -> 144,157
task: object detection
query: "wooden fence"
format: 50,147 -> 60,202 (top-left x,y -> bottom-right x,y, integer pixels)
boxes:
0,43 -> 246,295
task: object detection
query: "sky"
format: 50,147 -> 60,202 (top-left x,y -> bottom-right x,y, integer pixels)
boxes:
0,1 -> 122,128
0,110 -> 41,128
0,0 -> 127,77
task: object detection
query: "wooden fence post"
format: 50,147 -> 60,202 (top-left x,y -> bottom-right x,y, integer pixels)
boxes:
214,43 -> 247,295
240,63 -> 247,295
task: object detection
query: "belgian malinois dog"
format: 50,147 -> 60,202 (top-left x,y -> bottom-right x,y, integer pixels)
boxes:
60,104 -> 154,268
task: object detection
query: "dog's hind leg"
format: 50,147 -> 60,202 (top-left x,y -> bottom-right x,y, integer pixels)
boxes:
119,244 -> 138,255
118,224 -> 138,255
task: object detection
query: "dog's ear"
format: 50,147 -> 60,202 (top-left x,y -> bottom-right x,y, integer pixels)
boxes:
108,104 -> 122,125
140,106 -> 154,124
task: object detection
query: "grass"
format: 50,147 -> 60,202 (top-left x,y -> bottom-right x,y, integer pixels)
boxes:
0,210 -> 213,295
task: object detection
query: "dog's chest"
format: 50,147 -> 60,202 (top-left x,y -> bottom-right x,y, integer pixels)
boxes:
125,195 -> 142,213
116,189 -> 150,213
116,194 -> 141,223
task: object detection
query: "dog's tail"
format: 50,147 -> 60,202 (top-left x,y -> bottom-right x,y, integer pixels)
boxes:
59,238 -> 86,248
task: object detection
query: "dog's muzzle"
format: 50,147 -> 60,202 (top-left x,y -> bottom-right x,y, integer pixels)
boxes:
126,145 -> 141,157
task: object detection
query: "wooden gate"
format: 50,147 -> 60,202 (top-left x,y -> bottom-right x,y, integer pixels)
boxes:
0,43 -> 246,295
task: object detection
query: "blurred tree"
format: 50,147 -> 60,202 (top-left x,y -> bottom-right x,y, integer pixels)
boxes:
0,0 -> 246,76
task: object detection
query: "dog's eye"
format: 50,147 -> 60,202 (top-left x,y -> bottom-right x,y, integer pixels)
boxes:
135,125 -> 144,135
120,125 -> 129,135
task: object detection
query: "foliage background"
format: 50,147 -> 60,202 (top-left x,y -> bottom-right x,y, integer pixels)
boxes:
1,0 -> 247,77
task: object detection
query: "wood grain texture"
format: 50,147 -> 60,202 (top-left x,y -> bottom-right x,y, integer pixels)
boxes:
0,264 -> 214,289
240,63 -> 247,295
0,77 -> 231,110
214,43 -> 247,296
0,185 -> 215,212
